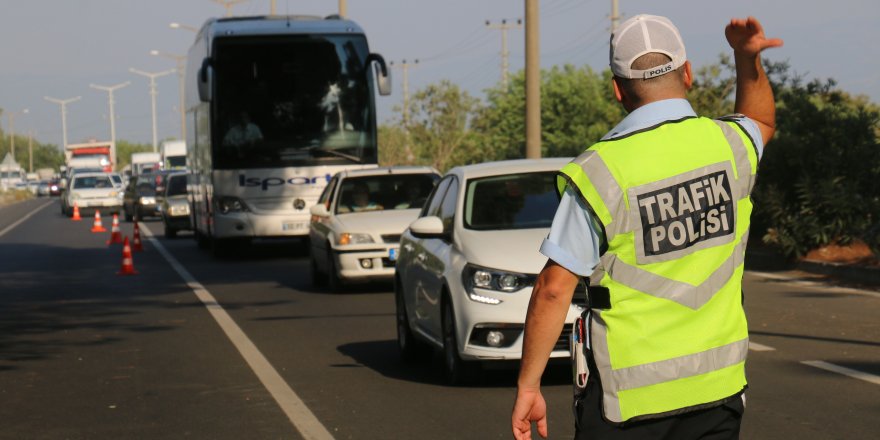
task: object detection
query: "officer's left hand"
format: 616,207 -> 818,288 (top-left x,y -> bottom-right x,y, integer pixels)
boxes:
511,387 -> 548,440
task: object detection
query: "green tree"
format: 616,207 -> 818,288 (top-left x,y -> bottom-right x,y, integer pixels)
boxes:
115,140 -> 153,170
402,80 -> 482,172
473,65 -> 624,159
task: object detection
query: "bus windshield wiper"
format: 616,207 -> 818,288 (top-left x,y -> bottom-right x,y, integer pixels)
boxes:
309,147 -> 364,163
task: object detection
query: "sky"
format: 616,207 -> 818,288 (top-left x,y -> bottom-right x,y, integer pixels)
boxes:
0,0 -> 877,148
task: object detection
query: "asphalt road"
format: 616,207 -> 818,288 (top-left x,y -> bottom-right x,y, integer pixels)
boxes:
1,198 -> 877,439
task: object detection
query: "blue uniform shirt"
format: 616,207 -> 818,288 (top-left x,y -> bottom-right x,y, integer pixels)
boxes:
539,98 -> 764,277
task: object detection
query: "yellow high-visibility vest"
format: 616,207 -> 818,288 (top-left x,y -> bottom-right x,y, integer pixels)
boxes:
558,116 -> 759,423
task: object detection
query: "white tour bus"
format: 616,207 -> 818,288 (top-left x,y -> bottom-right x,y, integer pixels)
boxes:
186,15 -> 390,253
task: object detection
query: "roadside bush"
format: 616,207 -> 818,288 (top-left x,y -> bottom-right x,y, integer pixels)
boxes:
753,72 -> 880,257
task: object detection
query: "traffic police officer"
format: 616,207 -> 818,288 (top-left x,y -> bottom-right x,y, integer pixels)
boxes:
512,15 -> 783,439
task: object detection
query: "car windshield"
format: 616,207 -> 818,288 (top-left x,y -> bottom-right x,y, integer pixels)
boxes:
110,175 -> 122,186
166,175 -> 187,196
136,179 -> 157,196
335,173 -> 439,214
73,176 -> 114,189
212,34 -> 377,169
464,171 -> 559,230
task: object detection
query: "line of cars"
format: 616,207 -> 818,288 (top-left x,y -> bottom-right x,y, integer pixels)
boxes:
302,159 -> 584,384
60,167 -> 191,240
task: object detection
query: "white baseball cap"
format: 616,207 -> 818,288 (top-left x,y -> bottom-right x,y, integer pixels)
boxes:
610,14 -> 687,80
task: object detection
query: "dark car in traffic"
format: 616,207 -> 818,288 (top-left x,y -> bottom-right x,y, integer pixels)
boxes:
123,175 -> 161,221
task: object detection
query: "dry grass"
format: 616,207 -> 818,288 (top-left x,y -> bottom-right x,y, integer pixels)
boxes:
0,189 -> 34,207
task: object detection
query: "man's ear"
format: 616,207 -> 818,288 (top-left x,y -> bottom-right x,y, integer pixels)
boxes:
612,77 -> 624,103
682,61 -> 693,90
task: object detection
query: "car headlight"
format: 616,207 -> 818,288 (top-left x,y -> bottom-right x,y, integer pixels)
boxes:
139,196 -> 157,205
170,204 -> 190,216
462,264 -> 535,304
336,233 -> 374,245
215,196 -> 248,214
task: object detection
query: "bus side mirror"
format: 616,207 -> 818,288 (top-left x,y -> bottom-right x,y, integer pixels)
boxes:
198,57 -> 213,102
366,53 -> 391,96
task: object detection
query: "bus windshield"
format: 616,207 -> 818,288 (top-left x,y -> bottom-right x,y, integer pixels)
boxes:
213,34 -> 377,169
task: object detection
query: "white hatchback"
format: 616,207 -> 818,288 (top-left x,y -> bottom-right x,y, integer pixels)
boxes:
309,166 -> 440,289
63,172 -> 123,217
395,158 -> 585,383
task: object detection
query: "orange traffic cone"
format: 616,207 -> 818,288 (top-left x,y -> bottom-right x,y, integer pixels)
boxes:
117,236 -> 138,275
71,203 -> 82,221
132,221 -> 144,252
106,214 -> 123,245
91,210 -> 107,233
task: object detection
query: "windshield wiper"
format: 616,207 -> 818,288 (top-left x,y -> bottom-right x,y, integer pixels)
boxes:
309,147 -> 364,164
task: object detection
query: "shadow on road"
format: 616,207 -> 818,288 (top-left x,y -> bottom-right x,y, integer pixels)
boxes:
337,339 -> 570,388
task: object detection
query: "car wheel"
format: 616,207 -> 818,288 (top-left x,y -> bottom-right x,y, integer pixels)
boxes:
396,277 -> 427,362
442,295 -> 478,385
310,251 -> 327,287
165,226 -> 177,239
327,248 -> 344,292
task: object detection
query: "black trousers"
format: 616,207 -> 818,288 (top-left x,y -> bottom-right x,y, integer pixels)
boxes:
574,378 -> 744,440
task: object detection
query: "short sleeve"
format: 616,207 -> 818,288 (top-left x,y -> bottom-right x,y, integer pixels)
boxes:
539,187 -> 602,277
720,114 -> 765,160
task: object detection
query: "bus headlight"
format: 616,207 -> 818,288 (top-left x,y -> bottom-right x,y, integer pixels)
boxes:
215,196 -> 249,214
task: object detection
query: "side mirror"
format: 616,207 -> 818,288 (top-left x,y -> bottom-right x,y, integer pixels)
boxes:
366,53 -> 391,96
197,57 -> 213,102
310,204 -> 330,217
409,216 -> 446,239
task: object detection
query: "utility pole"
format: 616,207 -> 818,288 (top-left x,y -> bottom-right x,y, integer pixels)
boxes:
486,18 -> 523,90
44,96 -> 80,151
28,131 -> 33,173
150,50 -> 187,141
611,0 -> 621,32
90,81 -> 129,168
211,0 -> 249,17
130,68 -> 175,152
390,59 -> 419,127
390,59 -> 419,164
524,0 -> 540,159
339,0 -> 347,18
7,109 -> 28,160
270,0 -> 276,15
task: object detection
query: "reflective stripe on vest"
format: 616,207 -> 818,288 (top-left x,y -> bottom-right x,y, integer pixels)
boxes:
559,117 -> 757,422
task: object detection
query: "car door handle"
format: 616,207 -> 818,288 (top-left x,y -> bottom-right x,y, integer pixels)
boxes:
417,252 -> 426,262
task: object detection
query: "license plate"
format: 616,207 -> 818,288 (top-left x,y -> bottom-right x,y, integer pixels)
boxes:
388,248 -> 398,261
282,221 -> 307,231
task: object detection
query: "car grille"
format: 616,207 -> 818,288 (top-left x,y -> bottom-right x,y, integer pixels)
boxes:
381,234 -> 401,243
381,258 -> 396,268
555,324 -> 574,352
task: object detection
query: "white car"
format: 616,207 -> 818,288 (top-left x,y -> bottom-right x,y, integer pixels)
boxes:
394,158 -> 585,384
63,172 -> 123,217
309,167 -> 441,289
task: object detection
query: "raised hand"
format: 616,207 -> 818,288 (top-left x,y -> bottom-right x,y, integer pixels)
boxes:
725,16 -> 783,58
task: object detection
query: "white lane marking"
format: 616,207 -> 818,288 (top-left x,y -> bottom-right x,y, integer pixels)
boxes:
802,360 -> 880,386
139,223 -> 334,440
748,342 -> 776,352
0,200 -> 54,238
748,270 -> 880,299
